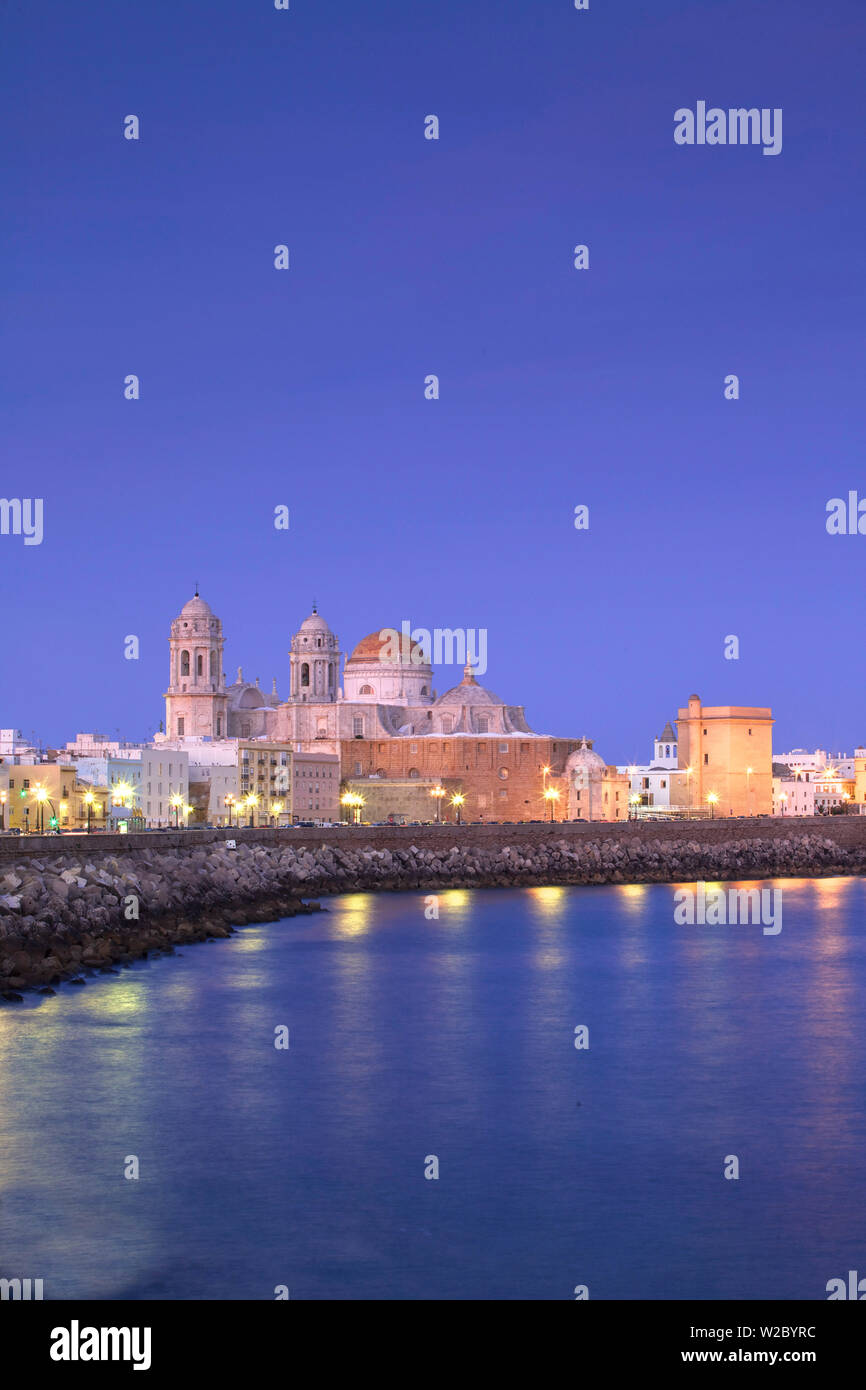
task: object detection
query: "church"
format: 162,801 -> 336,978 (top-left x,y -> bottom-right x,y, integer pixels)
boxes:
163,592 -> 628,822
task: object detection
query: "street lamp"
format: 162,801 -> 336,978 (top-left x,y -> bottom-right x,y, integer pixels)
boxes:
779,791 -> 788,816
707,791 -> 719,819
83,789 -> 95,833
543,786 -> 560,822
629,793 -> 641,820
246,793 -> 260,828
430,785 -> 446,822
450,792 -> 465,825
34,784 -> 49,834
0,789 -> 6,831
169,792 -> 183,829
224,793 -> 234,827
271,800 -> 284,826
183,804 -> 194,826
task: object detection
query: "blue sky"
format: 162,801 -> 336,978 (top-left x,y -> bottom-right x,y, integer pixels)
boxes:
2,0 -> 865,759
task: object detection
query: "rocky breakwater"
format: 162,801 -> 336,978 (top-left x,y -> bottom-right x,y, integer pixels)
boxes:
2,830 -> 863,999
0,841 -> 324,999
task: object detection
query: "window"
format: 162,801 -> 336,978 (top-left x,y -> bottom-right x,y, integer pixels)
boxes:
441,717 -> 453,734
216,716 -> 222,736
498,767 -> 508,780
197,654 -> 204,676
665,745 -> 670,757
410,743 -> 418,753
499,743 -> 508,754
704,753 -> 709,764
177,718 -> 185,736
301,663 -> 310,687
477,717 -> 489,733
748,728 -> 752,736
180,650 -> 190,676
353,717 -> 364,737
359,684 -> 374,695
408,768 -> 420,779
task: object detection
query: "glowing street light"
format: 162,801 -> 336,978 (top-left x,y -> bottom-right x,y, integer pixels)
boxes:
450,792 -> 466,825
270,799 -> 284,825
543,786 -> 560,822
430,785 -> 447,823
246,792 -> 259,827
33,784 -> 49,833
169,792 -> 184,829
224,793 -> 235,827
83,789 -> 96,834
0,789 -> 6,832
629,793 -> 641,820
707,791 -> 719,819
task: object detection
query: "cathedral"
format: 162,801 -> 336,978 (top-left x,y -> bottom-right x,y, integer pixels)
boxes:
163,592 -> 628,821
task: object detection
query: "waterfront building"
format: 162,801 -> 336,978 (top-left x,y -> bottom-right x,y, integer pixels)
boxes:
140,748 -> 190,827
675,695 -> 773,817
618,720 -> 692,813
292,751 -> 341,822
3,763 -> 78,831
565,740 -> 630,821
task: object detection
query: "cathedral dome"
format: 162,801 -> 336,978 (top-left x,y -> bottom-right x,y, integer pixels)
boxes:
347,629 -> 432,670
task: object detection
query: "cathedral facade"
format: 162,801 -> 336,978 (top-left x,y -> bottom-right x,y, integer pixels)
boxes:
163,592 -> 612,820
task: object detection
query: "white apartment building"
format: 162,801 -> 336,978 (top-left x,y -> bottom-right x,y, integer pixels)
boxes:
140,749 -> 190,826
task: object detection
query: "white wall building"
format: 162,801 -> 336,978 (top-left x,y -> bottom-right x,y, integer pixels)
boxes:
140,749 -> 190,827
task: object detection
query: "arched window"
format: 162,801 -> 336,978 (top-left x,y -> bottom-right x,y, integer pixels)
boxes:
420,685 -> 428,696
210,650 -> 218,677
441,716 -> 453,734
408,768 -> 420,779
180,650 -> 190,677
359,684 -> 374,695
498,767 -> 509,780
197,654 -> 204,677
665,745 -> 670,758
301,663 -> 310,687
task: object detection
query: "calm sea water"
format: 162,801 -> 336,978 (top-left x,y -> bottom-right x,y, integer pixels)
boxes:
1,879 -> 865,1301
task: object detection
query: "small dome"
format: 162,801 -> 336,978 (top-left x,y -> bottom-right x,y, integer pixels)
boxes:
299,606 -> 332,634
180,593 -> 213,618
565,739 -> 606,772
347,629 -> 432,670
435,668 -> 505,706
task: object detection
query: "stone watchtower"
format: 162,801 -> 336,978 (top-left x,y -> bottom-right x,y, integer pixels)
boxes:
164,592 -> 229,740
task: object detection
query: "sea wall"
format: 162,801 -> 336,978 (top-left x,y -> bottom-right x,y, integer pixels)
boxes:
2,820 -> 866,998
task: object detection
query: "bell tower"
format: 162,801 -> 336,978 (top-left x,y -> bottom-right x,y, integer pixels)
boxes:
289,604 -> 341,703
165,591 -> 229,740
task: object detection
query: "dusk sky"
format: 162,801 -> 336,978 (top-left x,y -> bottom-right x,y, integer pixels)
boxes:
3,0 -> 864,759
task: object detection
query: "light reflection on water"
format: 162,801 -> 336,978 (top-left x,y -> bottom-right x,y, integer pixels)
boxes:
0,877 -> 865,1300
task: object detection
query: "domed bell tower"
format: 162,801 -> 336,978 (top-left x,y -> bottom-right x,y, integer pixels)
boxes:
165,591 -> 229,740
